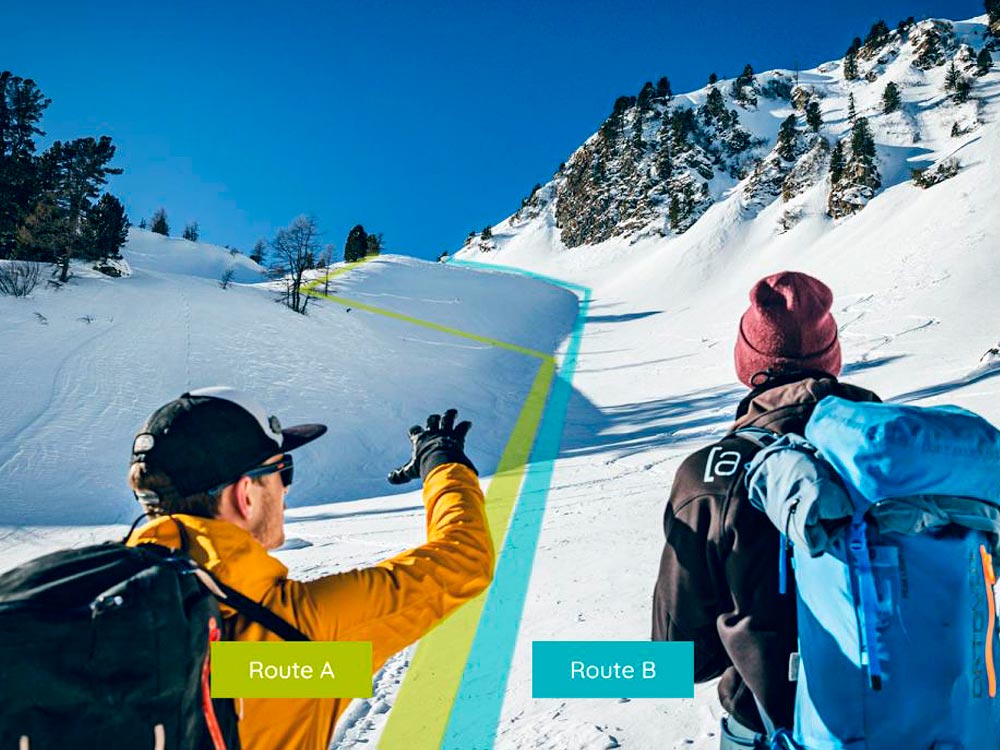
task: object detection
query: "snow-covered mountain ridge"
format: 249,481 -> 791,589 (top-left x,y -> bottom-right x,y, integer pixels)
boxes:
459,14 -> 998,258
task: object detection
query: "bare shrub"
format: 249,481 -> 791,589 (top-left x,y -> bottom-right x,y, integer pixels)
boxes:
0,261 -> 41,297
219,267 -> 236,289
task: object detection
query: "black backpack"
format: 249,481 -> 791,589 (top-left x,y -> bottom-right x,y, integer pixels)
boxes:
0,520 -> 308,750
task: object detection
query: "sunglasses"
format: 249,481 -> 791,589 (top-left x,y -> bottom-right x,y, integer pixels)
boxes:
243,454 -> 294,488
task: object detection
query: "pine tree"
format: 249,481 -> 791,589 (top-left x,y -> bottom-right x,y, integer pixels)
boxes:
848,93 -> 857,123
150,208 -> 169,236
844,51 -> 859,81
946,63 -> 972,102
366,232 -> 383,256
35,136 -> 122,280
708,73 -> 718,85
250,238 -> 266,264
138,218 -> 147,229
851,117 -> 876,160
480,225 -> 492,240
655,76 -> 672,101
600,95 -> 634,140
703,87 -> 726,124
954,77 -> 973,103
15,198 -> 70,263
637,81 -> 655,111
632,110 -> 645,150
865,20 -> 890,47
182,221 -> 199,241
977,48 -> 993,76
882,82 -> 901,113
805,99 -> 823,131
86,193 -> 129,260
945,62 -> 961,90
829,141 -> 845,183
0,72 -> 52,258
776,115 -> 798,161
344,224 -> 368,262
731,64 -> 756,104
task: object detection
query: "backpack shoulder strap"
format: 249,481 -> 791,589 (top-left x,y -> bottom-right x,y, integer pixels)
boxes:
157,517 -> 311,643
193,568 -> 311,642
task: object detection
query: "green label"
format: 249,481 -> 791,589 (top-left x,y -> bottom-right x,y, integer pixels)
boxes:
210,641 -> 373,698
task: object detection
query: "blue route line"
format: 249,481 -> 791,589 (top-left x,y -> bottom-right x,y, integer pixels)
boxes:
443,258 -> 591,749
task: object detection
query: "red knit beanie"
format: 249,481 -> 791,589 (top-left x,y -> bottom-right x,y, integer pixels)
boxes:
734,271 -> 842,387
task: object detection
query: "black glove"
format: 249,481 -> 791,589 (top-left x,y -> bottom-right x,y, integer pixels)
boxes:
387,408 -> 477,484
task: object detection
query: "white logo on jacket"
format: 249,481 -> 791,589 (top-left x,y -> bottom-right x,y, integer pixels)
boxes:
703,447 -> 742,482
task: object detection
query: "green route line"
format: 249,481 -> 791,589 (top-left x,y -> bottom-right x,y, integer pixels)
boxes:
303,259 -> 549,360
301,257 -> 561,749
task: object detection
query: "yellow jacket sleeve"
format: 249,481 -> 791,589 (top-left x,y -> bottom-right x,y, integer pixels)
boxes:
297,462 -> 494,671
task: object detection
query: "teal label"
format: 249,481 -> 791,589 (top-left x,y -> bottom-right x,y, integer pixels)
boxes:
532,641 -> 693,698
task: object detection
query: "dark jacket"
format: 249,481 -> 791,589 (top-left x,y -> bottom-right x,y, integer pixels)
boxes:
651,374 -> 880,732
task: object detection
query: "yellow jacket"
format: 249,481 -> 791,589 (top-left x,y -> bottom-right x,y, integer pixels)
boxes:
127,463 -> 493,750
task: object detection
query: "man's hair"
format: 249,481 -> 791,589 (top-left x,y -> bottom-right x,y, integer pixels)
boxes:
128,463 -> 266,518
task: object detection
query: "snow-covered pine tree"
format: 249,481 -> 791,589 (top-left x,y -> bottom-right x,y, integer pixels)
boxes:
776,115 -> 798,161
703,87 -> 726,125
829,117 -> 880,218
848,93 -> 857,122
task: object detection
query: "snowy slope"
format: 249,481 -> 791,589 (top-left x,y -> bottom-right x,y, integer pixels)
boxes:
452,15 -> 1000,750
0,238 -> 577,530
123,227 -> 268,283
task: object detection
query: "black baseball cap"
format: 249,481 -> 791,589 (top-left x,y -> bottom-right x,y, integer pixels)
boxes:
131,386 -> 327,498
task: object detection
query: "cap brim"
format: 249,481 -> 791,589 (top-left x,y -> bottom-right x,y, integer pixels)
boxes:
282,424 -> 328,451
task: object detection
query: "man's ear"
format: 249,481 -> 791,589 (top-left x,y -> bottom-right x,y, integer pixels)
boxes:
231,476 -> 253,520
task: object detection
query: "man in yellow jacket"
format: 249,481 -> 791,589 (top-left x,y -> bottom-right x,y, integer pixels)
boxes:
126,386 -> 494,750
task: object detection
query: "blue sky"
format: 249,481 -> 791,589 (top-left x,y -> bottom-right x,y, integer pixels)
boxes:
1,0 -> 984,260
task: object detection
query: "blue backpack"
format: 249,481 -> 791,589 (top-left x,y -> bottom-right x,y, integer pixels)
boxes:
742,396 -> 1000,750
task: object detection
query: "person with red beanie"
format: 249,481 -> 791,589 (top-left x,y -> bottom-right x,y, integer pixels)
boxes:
651,271 -> 879,749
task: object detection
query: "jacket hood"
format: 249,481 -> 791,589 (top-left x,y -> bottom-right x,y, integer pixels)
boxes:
127,514 -> 288,606
732,376 -> 880,435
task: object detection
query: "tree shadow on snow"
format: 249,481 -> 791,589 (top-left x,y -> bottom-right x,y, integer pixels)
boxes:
584,311 -> 663,324
558,382 -> 747,461
841,354 -> 908,376
888,364 -> 1000,404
